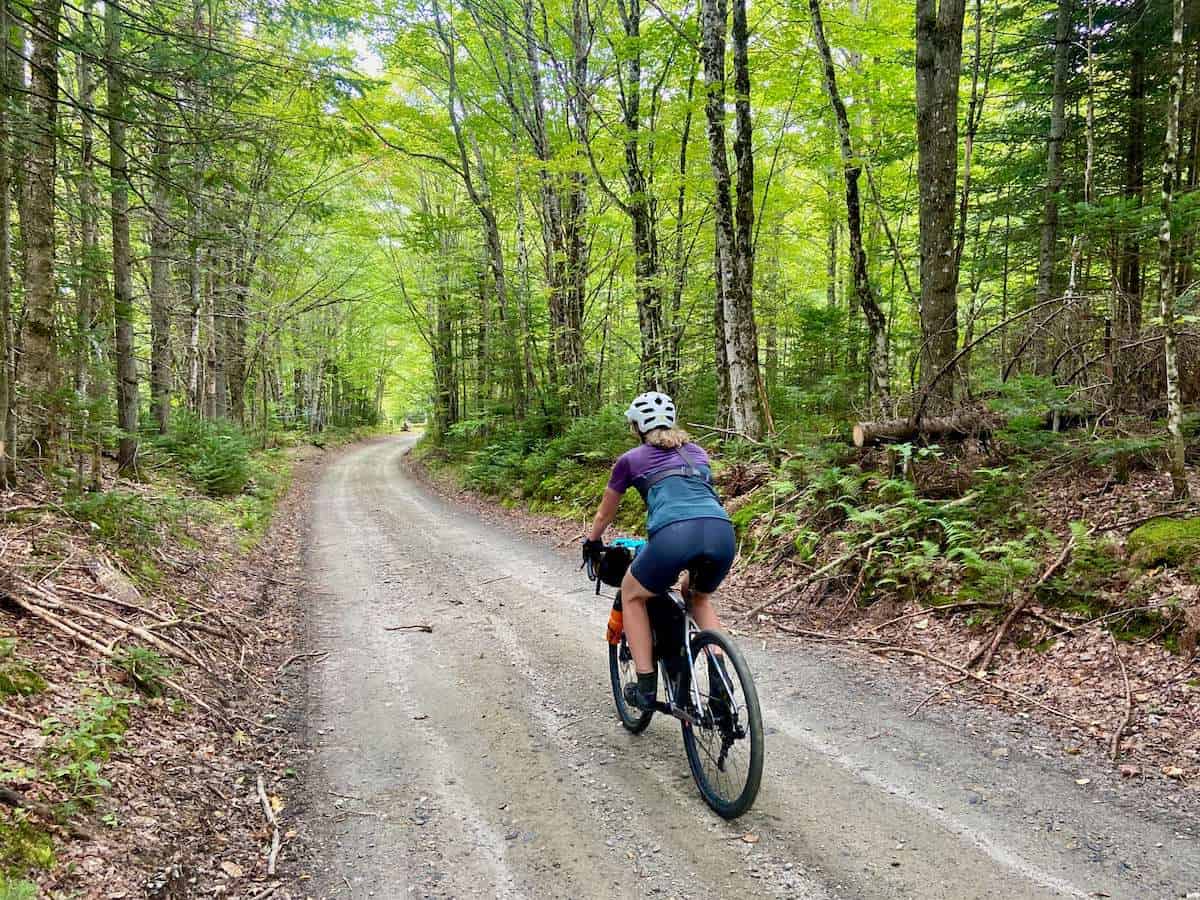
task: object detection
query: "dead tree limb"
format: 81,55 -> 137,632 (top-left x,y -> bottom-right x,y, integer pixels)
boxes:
966,533 -> 1076,671
1109,632 -> 1133,761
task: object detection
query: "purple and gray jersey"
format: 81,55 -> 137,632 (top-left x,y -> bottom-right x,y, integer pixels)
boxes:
608,442 -> 729,535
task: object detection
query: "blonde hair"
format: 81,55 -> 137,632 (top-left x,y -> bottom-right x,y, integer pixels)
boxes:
643,427 -> 691,450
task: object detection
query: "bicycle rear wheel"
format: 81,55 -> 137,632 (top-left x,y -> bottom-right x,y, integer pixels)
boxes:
680,629 -> 763,819
608,634 -> 653,733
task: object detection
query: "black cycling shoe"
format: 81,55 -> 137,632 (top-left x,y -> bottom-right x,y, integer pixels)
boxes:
623,682 -> 657,711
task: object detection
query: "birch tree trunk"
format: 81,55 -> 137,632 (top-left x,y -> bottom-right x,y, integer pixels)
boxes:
106,1 -> 139,472
21,0 -> 63,459
1160,0 -> 1189,500
701,0 -> 766,438
914,0 -> 966,412
811,0 -> 891,411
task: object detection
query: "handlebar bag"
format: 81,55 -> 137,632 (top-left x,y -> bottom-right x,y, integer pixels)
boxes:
597,545 -> 634,587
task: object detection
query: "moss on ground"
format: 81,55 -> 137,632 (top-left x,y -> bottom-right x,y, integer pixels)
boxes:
0,667 -> 46,698
1127,517 -> 1200,567
0,811 -> 55,885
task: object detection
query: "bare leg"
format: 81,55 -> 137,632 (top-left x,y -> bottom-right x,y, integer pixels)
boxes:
619,568 -> 655,673
679,571 -> 722,632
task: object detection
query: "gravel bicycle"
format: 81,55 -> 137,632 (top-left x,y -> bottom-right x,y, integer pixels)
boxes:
585,538 -> 764,818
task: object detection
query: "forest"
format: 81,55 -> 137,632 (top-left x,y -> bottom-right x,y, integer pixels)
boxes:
1,0 -> 1200,892
0,0 -> 1195,476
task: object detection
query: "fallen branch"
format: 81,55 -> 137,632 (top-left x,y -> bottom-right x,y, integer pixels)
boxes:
256,774 -> 282,876
1094,506 -> 1200,533
278,650 -> 329,673
384,624 -> 433,633
868,600 -> 1002,634
966,533 -> 1076,672
1109,632 -> 1133,761
0,705 -> 39,729
4,590 -> 230,723
910,675 -> 971,716
0,785 -> 95,840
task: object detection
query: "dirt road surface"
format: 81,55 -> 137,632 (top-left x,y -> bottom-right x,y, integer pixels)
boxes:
299,436 -> 1199,899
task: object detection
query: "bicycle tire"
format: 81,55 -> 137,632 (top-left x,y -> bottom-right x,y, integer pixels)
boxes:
608,636 -> 653,733
680,629 -> 764,819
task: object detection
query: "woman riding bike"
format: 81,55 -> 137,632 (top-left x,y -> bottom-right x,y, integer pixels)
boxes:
583,392 -> 736,712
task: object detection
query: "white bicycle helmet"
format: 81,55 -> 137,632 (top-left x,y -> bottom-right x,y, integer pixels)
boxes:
625,391 -> 676,433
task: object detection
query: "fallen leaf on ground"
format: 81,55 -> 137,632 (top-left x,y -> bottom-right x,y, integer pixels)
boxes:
220,861 -> 244,878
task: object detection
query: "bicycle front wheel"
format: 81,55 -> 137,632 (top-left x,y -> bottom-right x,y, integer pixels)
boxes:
680,629 -> 764,819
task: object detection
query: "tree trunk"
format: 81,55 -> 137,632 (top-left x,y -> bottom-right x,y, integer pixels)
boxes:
853,409 -> 997,447
616,0 -> 669,392
701,0 -> 766,439
106,2 -> 138,472
0,5 -> 13,485
21,0 -> 64,459
149,124 -> 173,435
74,4 -> 100,400
1031,0 -> 1073,374
914,0 -> 966,412
1160,0 -> 1189,500
1117,0 -> 1146,363
811,0 -> 891,411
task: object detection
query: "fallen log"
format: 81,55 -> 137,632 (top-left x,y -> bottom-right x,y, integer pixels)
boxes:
852,410 -> 996,448
852,406 -> 1095,448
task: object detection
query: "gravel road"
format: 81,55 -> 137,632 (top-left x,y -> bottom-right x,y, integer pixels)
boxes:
299,436 -> 1199,899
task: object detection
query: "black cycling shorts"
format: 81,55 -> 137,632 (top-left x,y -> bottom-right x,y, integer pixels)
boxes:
629,517 -> 736,595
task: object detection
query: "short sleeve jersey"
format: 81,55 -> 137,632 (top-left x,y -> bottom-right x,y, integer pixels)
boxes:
608,442 -> 730,535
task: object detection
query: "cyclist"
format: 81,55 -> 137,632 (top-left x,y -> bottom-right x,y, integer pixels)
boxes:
583,392 -> 735,711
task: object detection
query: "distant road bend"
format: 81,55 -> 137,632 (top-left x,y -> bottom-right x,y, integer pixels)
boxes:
300,436 -> 1199,899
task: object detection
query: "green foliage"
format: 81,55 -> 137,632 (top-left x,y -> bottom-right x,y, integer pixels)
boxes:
64,491 -> 159,552
446,409 -> 643,529
0,638 -> 40,696
112,647 -> 175,698
42,693 -> 133,804
0,875 -> 40,900
1041,522 -> 1124,612
154,413 -> 252,496
987,376 -> 1069,453
1126,516 -> 1200,568
1087,436 -> 1164,479
0,810 -> 54,883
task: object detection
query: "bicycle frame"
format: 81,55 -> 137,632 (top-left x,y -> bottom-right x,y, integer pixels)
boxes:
654,590 -> 738,727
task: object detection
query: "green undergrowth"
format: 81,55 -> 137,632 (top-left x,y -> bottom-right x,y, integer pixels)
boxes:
424,395 -> 1194,650
0,810 -> 54,891
418,409 -> 646,532
42,691 -> 133,807
0,641 -> 45,698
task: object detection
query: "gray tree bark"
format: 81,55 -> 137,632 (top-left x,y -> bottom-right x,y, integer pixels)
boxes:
21,0 -> 63,459
914,0 -> 966,412
1031,0 -> 1073,373
149,124 -> 173,434
106,1 -> 139,472
0,4 -> 13,484
700,0 -> 767,438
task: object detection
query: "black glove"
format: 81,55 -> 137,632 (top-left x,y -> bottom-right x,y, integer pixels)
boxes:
582,538 -> 604,565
